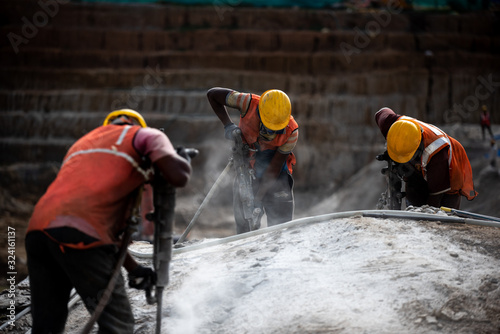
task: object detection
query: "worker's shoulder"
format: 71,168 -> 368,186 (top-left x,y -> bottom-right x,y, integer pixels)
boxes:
134,127 -> 171,146
138,127 -> 166,136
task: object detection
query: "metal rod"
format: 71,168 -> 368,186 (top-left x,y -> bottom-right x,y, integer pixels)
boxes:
176,160 -> 232,244
155,286 -> 164,334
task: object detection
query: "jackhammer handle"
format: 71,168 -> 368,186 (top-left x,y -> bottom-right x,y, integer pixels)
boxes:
376,151 -> 390,161
184,148 -> 199,158
145,286 -> 157,305
231,128 -> 242,139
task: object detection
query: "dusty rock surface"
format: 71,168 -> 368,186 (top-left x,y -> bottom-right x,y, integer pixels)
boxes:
2,210 -> 500,333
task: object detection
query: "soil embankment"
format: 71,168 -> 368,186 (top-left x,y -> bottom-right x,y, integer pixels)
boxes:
1,2 -> 499,327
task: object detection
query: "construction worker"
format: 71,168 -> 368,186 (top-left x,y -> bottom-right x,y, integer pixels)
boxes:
480,105 -> 494,141
375,107 -> 477,209
25,109 -> 192,333
207,87 -> 299,233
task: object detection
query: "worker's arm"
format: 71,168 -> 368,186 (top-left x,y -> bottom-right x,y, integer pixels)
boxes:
254,151 -> 289,203
123,237 -> 156,289
375,107 -> 402,138
154,154 -> 191,188
124,252 -> 156,290
207,87 -> 234,126
425,149 -> 451,208
123,252 -> 139,272
134,127 -> 192,188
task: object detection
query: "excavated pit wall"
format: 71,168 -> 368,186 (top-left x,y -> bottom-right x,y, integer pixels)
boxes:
1,1 -> 499,200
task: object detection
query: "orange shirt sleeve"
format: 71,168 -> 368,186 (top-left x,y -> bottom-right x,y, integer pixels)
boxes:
278,128 -> 299,154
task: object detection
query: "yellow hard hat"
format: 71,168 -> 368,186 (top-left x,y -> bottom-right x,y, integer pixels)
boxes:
258,90 -> 291,131
387,120 -> 422,163
103,109 -> 147,128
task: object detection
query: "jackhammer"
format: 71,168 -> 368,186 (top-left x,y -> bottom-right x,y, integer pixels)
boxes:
231,128 -> 261,231
175,128 -> 259,243
145,147 -> 198,334
376,151 -> 405,210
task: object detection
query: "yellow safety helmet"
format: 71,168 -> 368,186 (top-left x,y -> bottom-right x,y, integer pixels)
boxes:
387,120 -> 422,163
258,89 -> 291,131
103,109 -> 147,128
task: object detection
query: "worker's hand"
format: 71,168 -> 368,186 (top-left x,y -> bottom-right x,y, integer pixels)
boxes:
176,146 -> 192,164
254,200 -> 263,212
251,200 -> 264,230
128,265 -> 157,290
376,151 -> 389,161
224,123 -> 240,140
253,200 -> 264,219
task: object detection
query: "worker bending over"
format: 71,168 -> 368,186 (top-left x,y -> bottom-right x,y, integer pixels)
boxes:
25,110 -> 192,333
207,87 -> 299,233
375,107 -> 477,209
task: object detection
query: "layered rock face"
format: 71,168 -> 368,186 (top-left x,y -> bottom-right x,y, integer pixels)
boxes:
1,1 -> 499,197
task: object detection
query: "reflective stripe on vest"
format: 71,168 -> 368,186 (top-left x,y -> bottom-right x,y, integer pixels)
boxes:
63,126 -> 153,180
400,116 -> 451,177
399,116 -> 477,200
27,124 -> 151,249
422,136 -> 452,170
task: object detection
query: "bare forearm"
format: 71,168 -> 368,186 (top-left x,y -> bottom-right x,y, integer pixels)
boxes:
124,252 -> 138,272
207,87 -> 233,126
154,155 -> 192,187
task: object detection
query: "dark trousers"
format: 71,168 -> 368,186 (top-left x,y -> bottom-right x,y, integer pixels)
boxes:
482,124 -> 494,140
405,177 -> 462,209
25,231 -> 134,334
233,171 -> 294,234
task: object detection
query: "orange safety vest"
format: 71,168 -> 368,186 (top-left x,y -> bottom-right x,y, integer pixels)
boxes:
238,94 -> 298,174
27,124 -> 153,249
400,116 -> 478,200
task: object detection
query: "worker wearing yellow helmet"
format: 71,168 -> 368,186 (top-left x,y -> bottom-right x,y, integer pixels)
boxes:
207,87 -> 299,233
375,107 -> 477,209
26,109 -> 192,333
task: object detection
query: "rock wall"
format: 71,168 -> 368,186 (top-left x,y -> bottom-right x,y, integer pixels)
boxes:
1,0 -> 499,196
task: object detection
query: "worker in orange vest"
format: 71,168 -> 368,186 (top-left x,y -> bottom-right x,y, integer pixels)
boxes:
480,105 -> 494,141
375,107 -> 477,209
25,110 -> 192,333
207,87 -> 299,233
